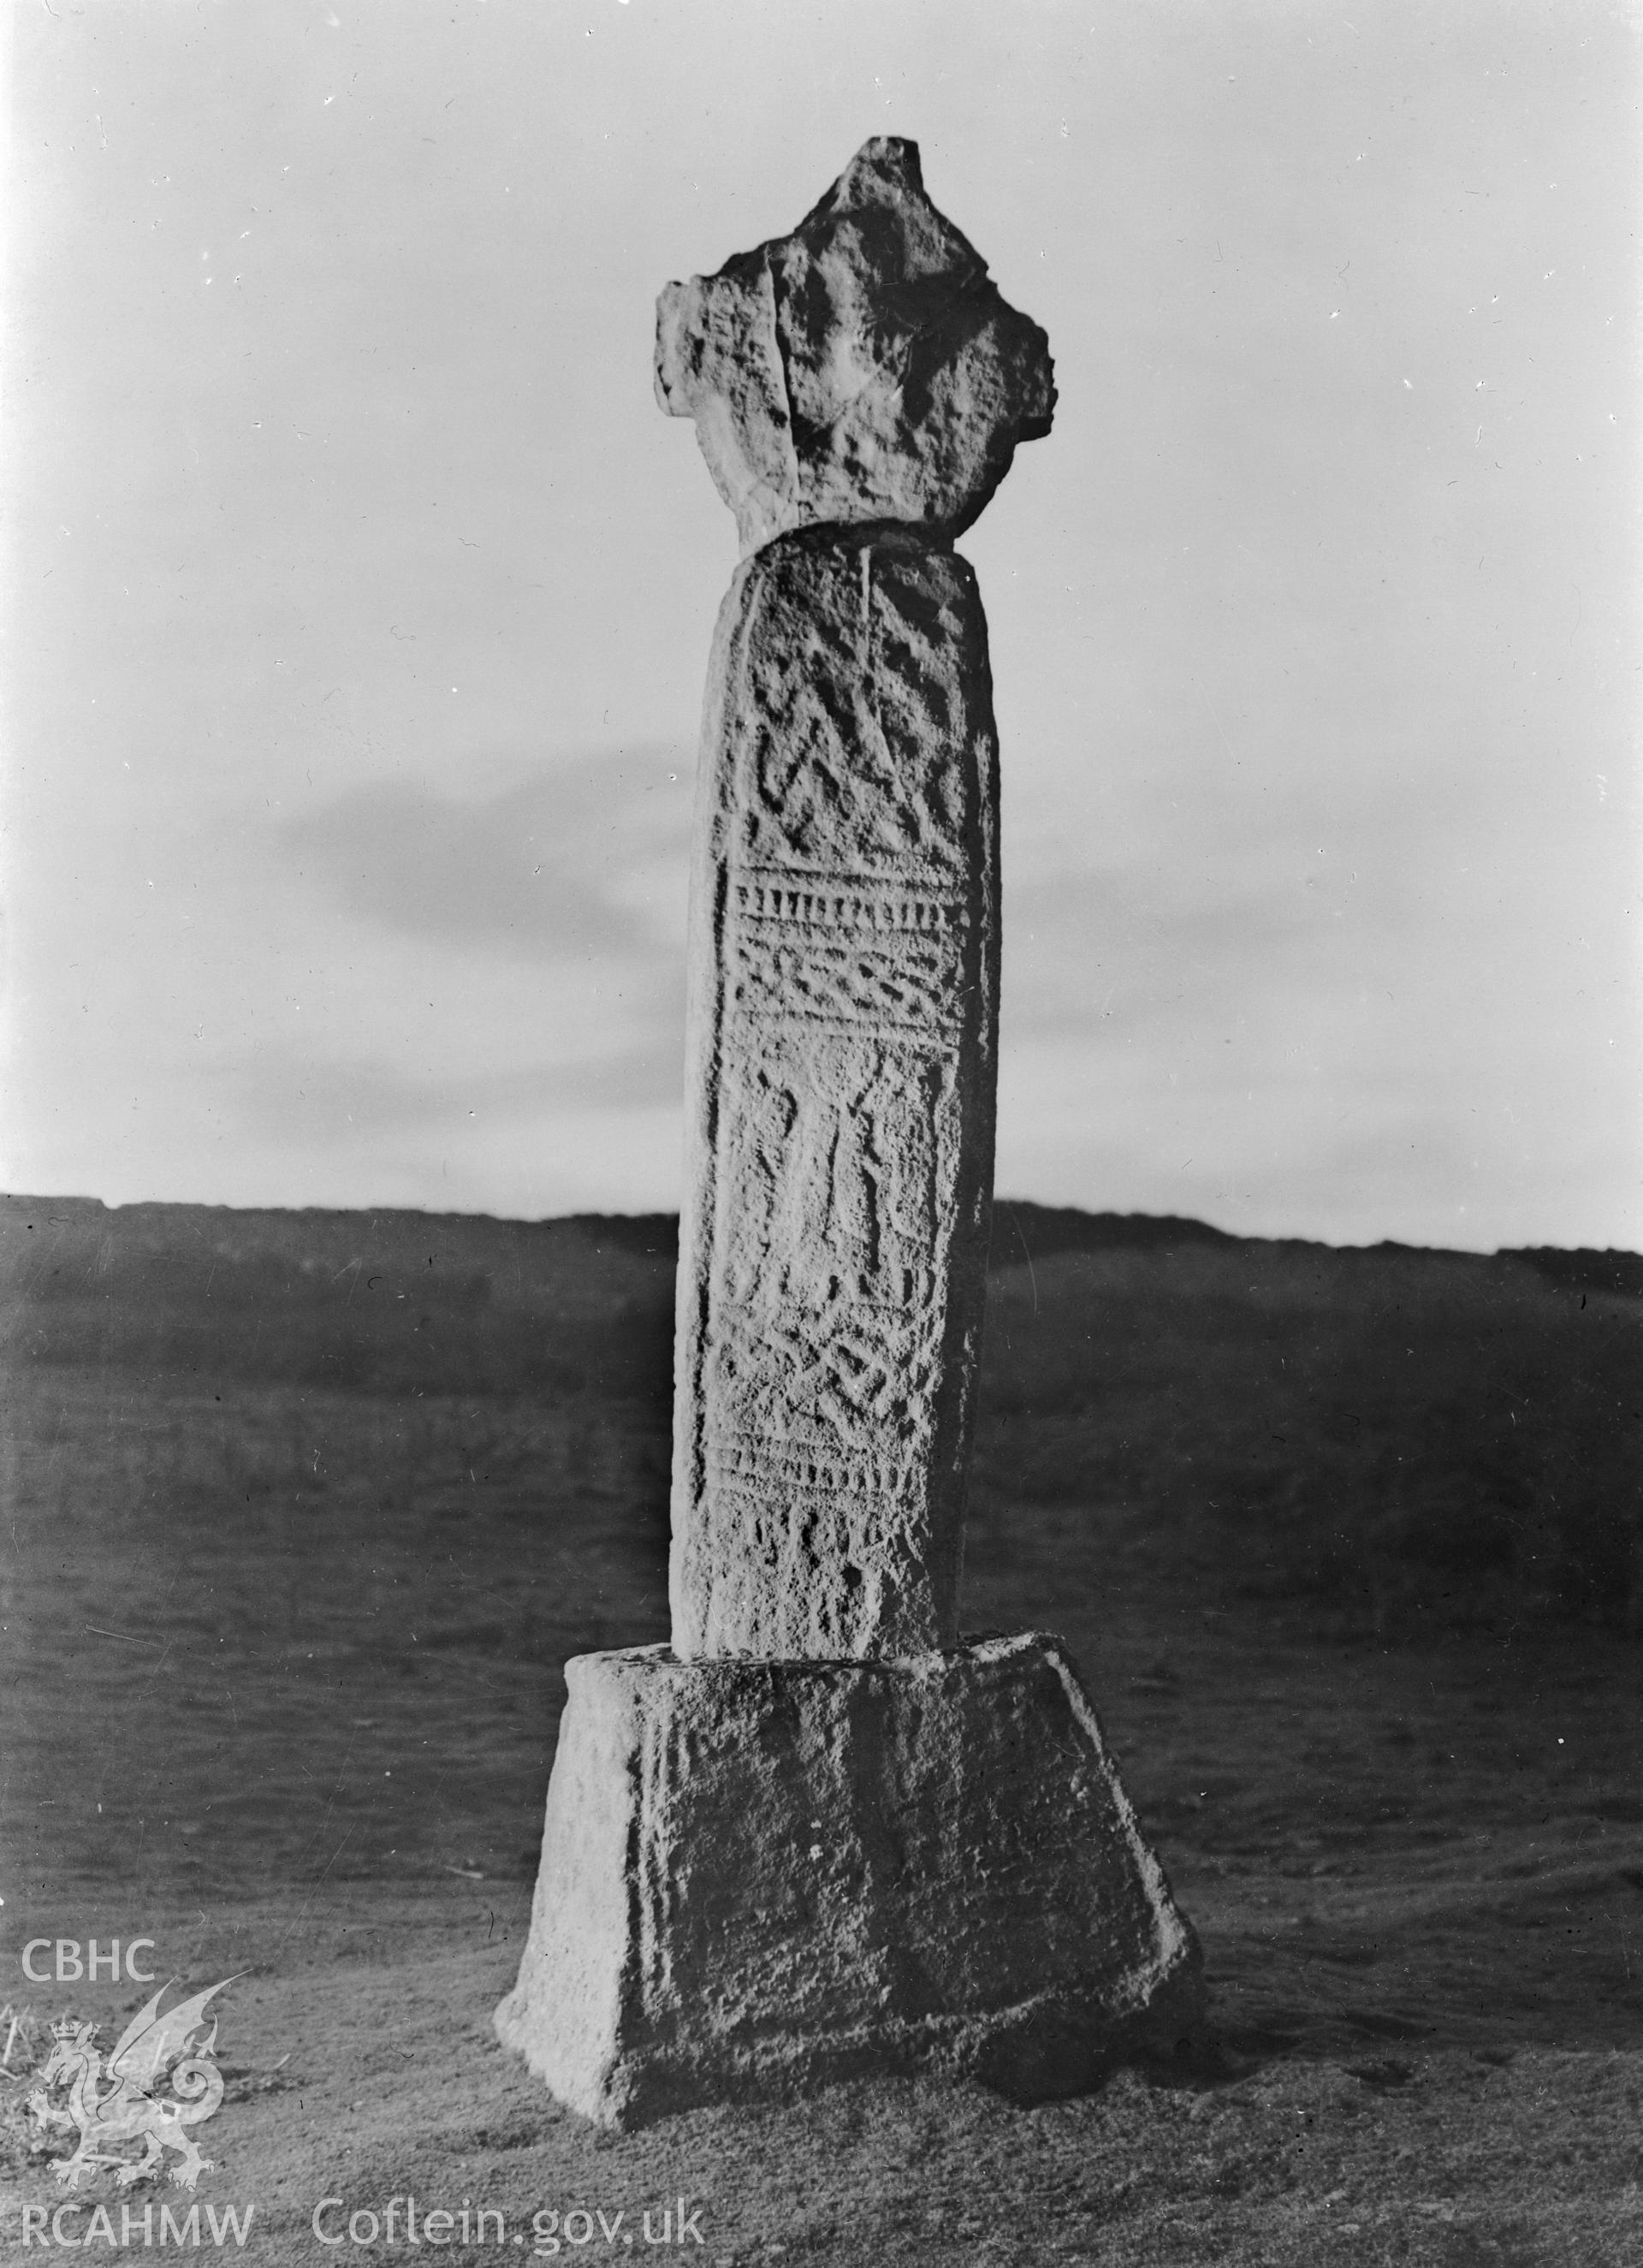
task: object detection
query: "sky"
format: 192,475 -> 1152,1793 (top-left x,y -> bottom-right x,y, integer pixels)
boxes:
3,0 -> 1637,1249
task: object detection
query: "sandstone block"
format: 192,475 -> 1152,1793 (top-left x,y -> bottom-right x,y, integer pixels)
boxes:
670,527 -> 999,1661
655,138 -> 1054,554
494,1634 -> 1204,2128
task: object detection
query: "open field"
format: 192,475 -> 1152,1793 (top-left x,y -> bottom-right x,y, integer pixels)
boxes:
1,1196 -> 1640,2262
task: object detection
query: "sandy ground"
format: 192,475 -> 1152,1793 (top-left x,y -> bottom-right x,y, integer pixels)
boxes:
5,1553 -> 1640,2261
3,1878 -> 1641,2265
3,1214 -> 1640,2261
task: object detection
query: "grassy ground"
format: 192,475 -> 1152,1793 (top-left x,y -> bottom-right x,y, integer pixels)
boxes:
1,1198 -> 1639,2261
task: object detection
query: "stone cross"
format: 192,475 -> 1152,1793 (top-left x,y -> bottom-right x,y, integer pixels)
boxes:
496,141 -> 1202,2129
658,137 -> 1053,1661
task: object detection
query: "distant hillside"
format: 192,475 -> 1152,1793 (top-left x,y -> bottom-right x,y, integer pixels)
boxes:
4,1192 -> 1639,1634
11,1189 -> 1634,1296
988,1196 -> 1643,1298
0,1196 -> 679,1407
970,1230 -> 1641,1637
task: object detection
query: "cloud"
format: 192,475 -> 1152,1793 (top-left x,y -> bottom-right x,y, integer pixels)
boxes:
215,750 -> 698,1154
281,745 -> 693,968
211,1036 -> 685,1148
999,841 -> 1388,1054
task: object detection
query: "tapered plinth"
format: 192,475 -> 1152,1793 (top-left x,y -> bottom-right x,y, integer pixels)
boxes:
494,1634 -> 1203,2128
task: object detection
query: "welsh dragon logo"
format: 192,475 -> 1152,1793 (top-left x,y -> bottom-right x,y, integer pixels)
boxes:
27,1977 -> 240,2192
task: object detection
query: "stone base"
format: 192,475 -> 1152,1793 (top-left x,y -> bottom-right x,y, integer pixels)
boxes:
495,1633 -> 1204,2128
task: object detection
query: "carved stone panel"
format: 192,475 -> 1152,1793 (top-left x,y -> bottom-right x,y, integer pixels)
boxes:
655,138 -> 1055,555
671,528 -> 999,1659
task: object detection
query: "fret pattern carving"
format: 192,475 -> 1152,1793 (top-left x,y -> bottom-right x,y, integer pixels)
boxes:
671,531 -> 999,1659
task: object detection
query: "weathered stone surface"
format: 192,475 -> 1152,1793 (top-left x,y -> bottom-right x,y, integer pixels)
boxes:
670,526 -> 999,1661
655,138 -> 1054,554
494,1634 -> 1204,2128
498,148 -> 1208,2133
